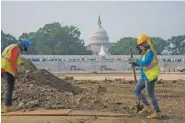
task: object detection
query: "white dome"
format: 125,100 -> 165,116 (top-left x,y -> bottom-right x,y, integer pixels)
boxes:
92,26 -> 108,37
89,16 -> 109,44
89,16 -> 110,55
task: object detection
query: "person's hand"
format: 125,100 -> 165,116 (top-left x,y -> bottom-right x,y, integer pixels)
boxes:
128,58 -> 139,66
128,58 -> 135,64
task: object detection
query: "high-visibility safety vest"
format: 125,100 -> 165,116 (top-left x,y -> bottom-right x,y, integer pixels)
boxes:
142,49 -> 160,82
1,44 -> 23,76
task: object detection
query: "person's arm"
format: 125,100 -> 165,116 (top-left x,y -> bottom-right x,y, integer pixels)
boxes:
136,50 -> 154,67
10,47 -> 19,74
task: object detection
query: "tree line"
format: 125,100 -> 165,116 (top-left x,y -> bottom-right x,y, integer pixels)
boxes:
1,22 -> 185,55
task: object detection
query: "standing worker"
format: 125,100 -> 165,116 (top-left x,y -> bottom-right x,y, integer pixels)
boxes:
129,34 -> 161,118
1,39 -> 31,113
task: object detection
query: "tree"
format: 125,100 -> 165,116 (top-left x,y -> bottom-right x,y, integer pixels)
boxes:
109,37 -> 168,55
166,35 -> 185,55
2,24 -> 185,55
109,37 -> 138,55
150,37 -> 167,55
1,30 -> 17,52
33,22 -> 91,55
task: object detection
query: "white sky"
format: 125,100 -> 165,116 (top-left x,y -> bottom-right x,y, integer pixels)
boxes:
2,1 -> 185,45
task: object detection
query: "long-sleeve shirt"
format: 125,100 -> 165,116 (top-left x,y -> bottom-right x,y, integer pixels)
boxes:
136,50 -> 154,80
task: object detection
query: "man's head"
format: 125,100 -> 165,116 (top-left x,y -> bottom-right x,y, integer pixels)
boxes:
136,34 -> 151,53
18,39 -> 31,52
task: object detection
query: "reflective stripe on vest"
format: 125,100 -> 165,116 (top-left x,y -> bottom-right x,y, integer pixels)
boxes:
143,55 -> 158,71
142,49 -> 160,82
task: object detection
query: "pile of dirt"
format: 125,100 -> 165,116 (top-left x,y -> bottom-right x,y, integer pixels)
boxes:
2,58 -> 162,114
1,58 -> 83,111
1,58 -> 140,113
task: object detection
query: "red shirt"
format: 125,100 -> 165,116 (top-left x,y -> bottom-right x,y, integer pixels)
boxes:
1,46 -> 19,73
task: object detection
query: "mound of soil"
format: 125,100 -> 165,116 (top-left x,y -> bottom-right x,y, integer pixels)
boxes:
4,58 -> 182,114
1,58 -> 82,111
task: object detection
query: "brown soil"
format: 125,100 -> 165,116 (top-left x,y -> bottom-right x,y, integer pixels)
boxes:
2,58 -> 185,123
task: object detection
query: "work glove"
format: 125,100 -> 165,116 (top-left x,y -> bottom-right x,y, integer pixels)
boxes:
128,58 -> 139,66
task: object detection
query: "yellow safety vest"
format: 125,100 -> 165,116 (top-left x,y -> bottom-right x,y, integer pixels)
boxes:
1,44 -> 23,76
142,49 -> 160,82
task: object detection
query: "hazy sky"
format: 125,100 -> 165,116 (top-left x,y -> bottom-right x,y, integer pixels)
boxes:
2,1 -> 185,45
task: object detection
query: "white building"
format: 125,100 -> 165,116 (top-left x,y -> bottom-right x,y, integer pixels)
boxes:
89,16 -> 110,55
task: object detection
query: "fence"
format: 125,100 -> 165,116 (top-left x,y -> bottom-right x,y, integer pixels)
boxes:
22,55 -> 185,72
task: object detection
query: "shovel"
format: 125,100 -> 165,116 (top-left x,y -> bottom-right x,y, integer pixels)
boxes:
129,46 -> 143,112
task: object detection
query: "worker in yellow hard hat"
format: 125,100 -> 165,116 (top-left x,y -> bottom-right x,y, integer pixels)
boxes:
1,39 -> 31,113
129,34 -> 161,118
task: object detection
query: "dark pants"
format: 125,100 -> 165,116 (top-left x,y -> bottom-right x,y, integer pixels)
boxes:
1,72 -> 15,106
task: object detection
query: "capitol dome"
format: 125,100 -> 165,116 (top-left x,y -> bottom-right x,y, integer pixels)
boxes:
89,16 -> 110,55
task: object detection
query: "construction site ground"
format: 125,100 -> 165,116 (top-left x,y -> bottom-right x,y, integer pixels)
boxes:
2,73 -> 185,123
55,72 -> 185,80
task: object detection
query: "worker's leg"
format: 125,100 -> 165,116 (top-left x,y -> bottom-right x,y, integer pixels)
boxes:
134,78 -> 149,105
1,72 -> 6,78
146,78 -> 160,112
4,72 -> 15,106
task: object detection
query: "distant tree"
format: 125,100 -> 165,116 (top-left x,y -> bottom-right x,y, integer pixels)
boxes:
109,37 -> 138,55
1,30 -> 17,52
32,22 -> 91,55
166,35 -> 185,55
150,37 -> 167,55
109,37 -> 168,55
2,25 -> 185,55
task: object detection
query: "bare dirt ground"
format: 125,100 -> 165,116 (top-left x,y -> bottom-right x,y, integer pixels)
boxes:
55,72 -> 185,80
2,73 -> 185,123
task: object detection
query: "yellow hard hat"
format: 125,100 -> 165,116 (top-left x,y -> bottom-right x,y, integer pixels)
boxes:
137,34 -> 150,45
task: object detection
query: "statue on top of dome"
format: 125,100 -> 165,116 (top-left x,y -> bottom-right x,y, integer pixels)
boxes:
98,16 -> 102,28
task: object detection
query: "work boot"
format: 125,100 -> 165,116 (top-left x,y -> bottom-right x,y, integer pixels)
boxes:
147,110 -> 161,119
138,105 -> 152,114
1,105 -> 12,113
